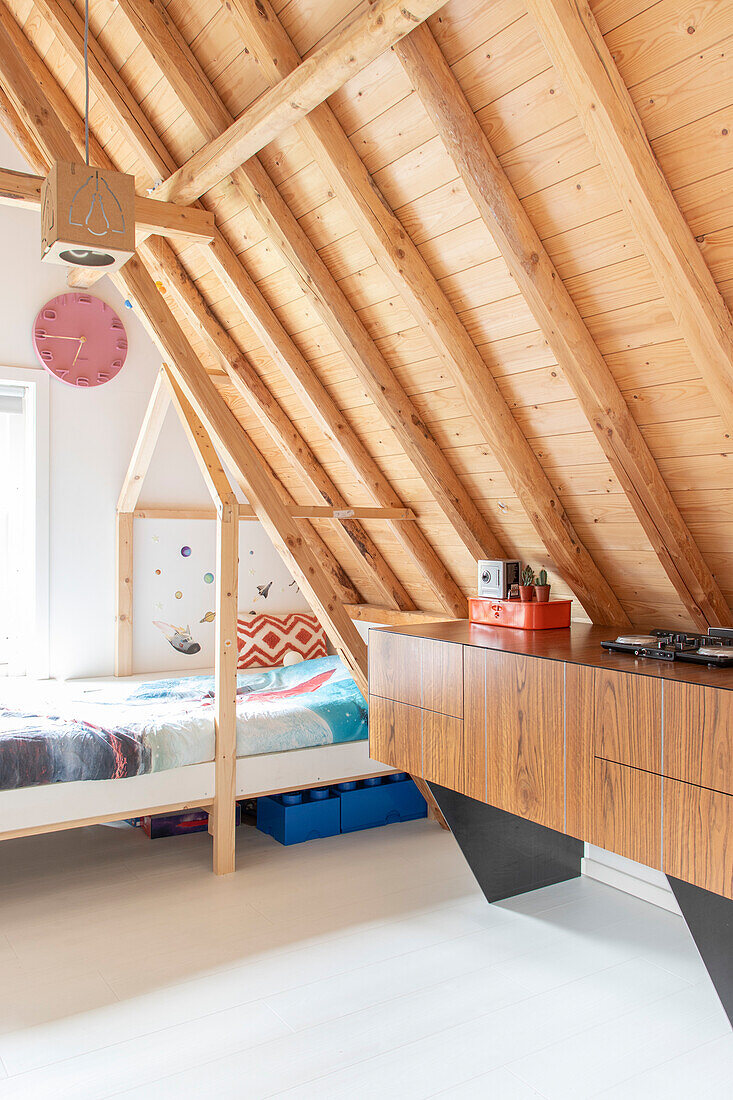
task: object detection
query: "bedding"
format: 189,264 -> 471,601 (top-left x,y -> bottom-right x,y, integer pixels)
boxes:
0,657 -> 367,793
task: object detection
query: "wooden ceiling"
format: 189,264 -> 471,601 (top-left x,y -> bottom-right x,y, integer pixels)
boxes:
1,0 -> 732,636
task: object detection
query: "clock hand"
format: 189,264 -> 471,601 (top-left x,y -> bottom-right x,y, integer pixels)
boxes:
71,336 -> 86,367
39,334 -> 85,342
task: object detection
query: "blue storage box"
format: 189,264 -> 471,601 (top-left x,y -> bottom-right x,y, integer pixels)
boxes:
336,773 -> 427,832
256,786 -> 341,845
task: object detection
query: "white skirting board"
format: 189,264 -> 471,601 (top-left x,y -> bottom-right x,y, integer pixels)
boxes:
582,844 -> 681,915
0,740 -> 389,836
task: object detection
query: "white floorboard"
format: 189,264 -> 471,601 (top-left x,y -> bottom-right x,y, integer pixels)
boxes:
0,818 -> 728,1098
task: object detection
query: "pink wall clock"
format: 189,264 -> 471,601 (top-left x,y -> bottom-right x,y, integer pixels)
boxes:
32,293 -> 128,387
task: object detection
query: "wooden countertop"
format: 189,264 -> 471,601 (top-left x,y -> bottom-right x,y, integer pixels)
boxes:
370,620 -> 733,691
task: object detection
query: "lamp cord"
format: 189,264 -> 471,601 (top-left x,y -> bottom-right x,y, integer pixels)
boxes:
84,0 -> 90,165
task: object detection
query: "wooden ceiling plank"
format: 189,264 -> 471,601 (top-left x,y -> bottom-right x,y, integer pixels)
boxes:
204,231 -> 468,616
525,0 -> 733,439
141,235 -> 415,612
394,23 -> 731,631
112,0 -> 505,583
0,24 -> 365,615
32,0 -> 468,616
221,0 -> 628,628
152,0 -> 448,205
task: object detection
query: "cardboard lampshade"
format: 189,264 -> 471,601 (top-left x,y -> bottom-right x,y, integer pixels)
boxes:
41,161 -> 135,274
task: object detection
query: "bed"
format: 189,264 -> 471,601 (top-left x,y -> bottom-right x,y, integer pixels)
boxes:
0,657 -> 388,845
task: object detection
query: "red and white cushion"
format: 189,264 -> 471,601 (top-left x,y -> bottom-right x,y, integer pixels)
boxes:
236,612 -> 328,670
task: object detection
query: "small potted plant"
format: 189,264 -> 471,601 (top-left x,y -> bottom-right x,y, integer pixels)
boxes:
534,568 -> 551,603
519,565 -> 535,602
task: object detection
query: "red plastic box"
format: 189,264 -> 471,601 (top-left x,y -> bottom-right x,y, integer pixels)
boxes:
469,597 -> 571,630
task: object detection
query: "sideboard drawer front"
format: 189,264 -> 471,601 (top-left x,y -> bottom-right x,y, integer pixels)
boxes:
592,759 -> 662,869
421,711 -> 483,801
421,639 -> 463,718
368,696 -> 422,774
664,778 -> 733,900
665,682 -> 733,796
595,669 -> 662,774
368,631 -> 422,707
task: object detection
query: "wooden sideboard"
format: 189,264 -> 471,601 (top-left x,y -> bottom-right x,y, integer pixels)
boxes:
368,622 -> 733,900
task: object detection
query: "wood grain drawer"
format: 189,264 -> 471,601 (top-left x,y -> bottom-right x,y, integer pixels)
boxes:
664,682 -> 733,796
663,777 -> 733,900
368,696 -> 422,774
368,632 -> 421,708
591,759 -> 661,869
595,669 -> 661,773
422,639 -> 463,718
484,650 -> 564,832
422,711 -> 484,801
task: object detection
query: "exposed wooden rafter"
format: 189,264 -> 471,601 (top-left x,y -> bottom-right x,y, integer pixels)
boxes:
525,0 -> 733,438
104,0 -> 505,576
0,27 -> 367,638
221,0 -> 627,627
153,0 -> 447,205
31,0 -> 470,617
394,24 -> 731,631
119,253 -> 370,696
141,235 -> 415,612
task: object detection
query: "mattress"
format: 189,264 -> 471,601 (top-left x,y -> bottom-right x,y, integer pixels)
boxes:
0,657 -> 367,792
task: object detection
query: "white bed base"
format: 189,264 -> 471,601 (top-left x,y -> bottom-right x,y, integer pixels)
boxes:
0,740 -> 391,841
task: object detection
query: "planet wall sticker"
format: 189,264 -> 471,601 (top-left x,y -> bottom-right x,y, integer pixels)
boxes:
200,611 -> 216,623
153,621 -> 201,655
204,572 -> 214,584
181,546 -> 191,558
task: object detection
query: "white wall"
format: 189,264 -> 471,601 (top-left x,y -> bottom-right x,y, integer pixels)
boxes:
0,131 -> 306,680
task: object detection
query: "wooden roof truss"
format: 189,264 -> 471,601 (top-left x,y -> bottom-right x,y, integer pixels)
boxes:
0,0 -> 730,640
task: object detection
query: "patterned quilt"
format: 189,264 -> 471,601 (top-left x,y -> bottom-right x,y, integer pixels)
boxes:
0,657 -> 367,792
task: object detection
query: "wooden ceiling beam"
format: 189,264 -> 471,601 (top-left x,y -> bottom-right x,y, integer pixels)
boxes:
141,235 -> 415,612
0,34 -> 362,613
205,233 -> 467,617
0,166 -> 216,244
118,254 -> 369,695
112,0 -> 503,590
395,25 -> 731,631
152,0 -> 447,205
33,0 -> 467,616
222,0 -> 626,627
525,0 -> 733,439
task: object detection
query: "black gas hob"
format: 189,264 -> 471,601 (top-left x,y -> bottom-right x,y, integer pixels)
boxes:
601,628 -> 733,668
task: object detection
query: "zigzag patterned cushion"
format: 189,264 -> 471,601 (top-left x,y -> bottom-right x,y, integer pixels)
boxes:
236,612 -> 328,670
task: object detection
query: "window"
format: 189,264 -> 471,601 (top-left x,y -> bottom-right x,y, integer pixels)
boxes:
0,368 -> 49,677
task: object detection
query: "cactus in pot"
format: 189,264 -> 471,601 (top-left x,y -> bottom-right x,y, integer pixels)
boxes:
534,568 -> 551,603
519,565 -> 535,602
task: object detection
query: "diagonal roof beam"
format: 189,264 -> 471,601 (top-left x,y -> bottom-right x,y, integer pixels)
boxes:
141,235 -> 415,612
220,0 -> 628,626
32,0 -> 470,616
153,0 -> 447,204
0,25 -> 362,611
395,24 -> 731,631
118,255 -> 369,694
82,0 -> 506,587
526,0 -> 733,438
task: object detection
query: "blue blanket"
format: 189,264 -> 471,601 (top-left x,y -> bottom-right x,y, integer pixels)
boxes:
0,657 -> 367,792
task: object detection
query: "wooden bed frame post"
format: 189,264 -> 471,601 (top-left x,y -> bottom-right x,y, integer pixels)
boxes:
115,372 -> 171,676
212,498 -> 239,875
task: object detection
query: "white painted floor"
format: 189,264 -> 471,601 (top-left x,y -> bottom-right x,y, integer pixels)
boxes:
0,819 -> 729,1099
